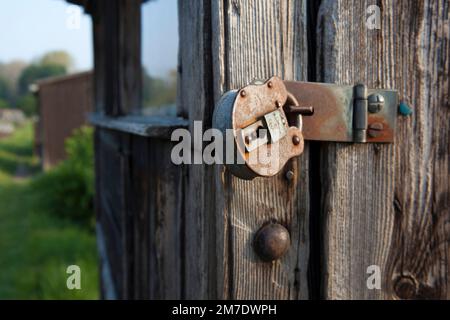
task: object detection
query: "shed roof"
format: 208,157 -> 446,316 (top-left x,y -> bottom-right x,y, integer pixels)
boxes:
35,71 -> 93,89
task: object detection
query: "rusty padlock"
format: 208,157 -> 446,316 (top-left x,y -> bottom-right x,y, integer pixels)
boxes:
213,77 -> 307,180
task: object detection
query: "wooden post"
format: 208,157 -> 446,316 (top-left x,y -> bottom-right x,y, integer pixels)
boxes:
317,0 -> 450,299
92,0 -> 142,115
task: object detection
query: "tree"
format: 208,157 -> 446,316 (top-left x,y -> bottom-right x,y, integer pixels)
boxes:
0,98 -> 8,109
17,64 -> 67,96
142,67 -> 177,107
16,94 -> 36,116
40,51 -> 74,71
0,77 -> 12,104
0,60 -> 27,105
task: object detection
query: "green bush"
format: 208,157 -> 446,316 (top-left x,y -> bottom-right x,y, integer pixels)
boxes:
16,94 -> 37,116
32,126 -> 94,229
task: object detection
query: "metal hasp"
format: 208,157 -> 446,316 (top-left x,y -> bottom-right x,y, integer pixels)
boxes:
283,80 -> 398,143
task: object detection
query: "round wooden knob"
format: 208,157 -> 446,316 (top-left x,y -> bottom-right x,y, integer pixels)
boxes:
253,222 -> 290,262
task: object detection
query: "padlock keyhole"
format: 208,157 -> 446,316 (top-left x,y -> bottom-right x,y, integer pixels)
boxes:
256,126 -> 266,139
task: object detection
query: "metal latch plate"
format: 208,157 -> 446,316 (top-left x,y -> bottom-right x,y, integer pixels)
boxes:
284,81 -> 398,143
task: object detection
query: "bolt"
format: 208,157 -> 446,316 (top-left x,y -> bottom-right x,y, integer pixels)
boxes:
285,170 -> 295,181
267,81 -> 273,88
253,222 -> 290,262
286,105 -> 314,116
240,90 -> 246,97
367,122 -> 384,138
292,135 -> 301,145
368,93 -> 385,113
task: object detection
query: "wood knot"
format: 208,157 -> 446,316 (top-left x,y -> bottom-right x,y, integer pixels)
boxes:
393,275 -> 418,299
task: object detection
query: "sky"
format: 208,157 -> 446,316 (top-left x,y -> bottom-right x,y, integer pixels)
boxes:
0,0 -> 179,78
142,0 -> 178,78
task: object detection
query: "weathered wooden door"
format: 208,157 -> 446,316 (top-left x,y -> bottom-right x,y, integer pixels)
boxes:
91,0 -> 449,300
178,0 -> 449,300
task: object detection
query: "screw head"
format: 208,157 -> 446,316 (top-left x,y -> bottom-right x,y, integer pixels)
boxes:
285,170 -> 295,181
267,81 -> 273,88
253,222 -> 290,262
292,135 -> 301,145
368,94 -> 385,113
368,122 -> 384,138
240,90 -> 246,97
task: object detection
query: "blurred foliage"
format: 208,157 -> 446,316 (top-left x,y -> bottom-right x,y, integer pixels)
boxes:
32,126 -> 94,230
0,98 -> 8,109
16,94 -> 37,116
0,51 -> 73,116
18,63 -> 66,96
142,67 -> 177,107
40,51 -> 74,71
0,60 -> 27,104
0,123 -> 98,299
0,76 -> 13,105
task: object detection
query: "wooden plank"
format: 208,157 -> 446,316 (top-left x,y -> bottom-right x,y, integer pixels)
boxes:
146,138 -> 183,299
89,114 -> 188,139
177,0 -> 217,299
317,0 -> 449,299
211,0 -> 310,299
126,135 -> 183,299
95,128 -> 127,298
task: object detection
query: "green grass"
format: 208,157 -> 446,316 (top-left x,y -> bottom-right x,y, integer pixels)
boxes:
0,123 -> 98,299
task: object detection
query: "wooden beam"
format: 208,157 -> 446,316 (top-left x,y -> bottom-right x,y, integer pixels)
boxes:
89,114 -> 188,139
91,0 -> 142,116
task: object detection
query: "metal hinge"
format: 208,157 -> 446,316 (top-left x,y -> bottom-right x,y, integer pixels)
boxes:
282,80 -> 398,143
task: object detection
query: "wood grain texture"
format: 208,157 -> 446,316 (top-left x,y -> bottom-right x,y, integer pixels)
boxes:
95,128 -> 183,299
211,0 -> 311,299
317,0 -> 449,299
177,0 -> 217,299
128,136 -> 183,299
89,114 -> 188,139
91,0 -> 141,116
95,128 -> 127,298
118,0 -> 142,115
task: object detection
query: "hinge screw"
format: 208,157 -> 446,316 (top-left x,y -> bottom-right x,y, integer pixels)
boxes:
368,122 -> 384,138
368,93 -> 385,113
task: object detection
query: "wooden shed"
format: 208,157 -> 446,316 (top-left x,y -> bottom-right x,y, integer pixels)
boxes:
35,71 -> 93,169
70,0 -> 449,300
